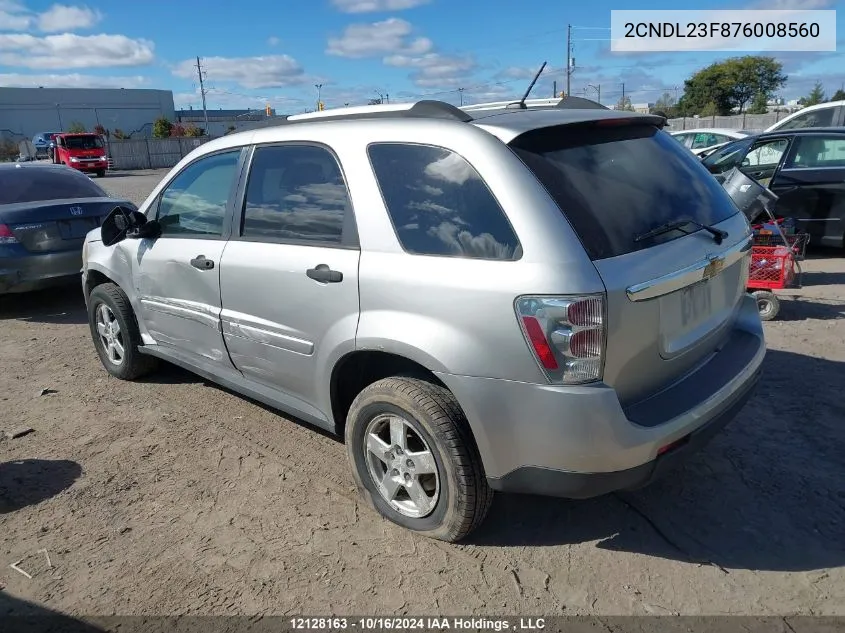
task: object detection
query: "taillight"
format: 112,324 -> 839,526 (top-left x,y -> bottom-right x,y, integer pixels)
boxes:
0,224 -> 18,244
515,295 -> 606,384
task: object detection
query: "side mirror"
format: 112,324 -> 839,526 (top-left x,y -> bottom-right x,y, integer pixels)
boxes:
741,157 -> 751,167
101,206 -> 160,246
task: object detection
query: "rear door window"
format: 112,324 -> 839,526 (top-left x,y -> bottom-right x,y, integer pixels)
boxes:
367,143 -> 521,260
509,124 -> 738,260
786,136 -> 845,168
776,106 -> 837,130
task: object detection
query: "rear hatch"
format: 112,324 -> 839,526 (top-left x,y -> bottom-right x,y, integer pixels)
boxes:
0,166 -> 131,253
509,122 -> 752,406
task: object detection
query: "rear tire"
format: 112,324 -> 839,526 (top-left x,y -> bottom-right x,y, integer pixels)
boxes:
345,376 -> 493,543
88,283 -> 158,380
752,290 -> 780,321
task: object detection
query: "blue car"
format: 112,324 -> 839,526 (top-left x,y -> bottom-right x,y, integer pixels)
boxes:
0,163 -> 135,294
32,132 -> 61,159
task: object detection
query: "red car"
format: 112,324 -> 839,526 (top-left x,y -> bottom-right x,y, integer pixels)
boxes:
51,133 -> 109,177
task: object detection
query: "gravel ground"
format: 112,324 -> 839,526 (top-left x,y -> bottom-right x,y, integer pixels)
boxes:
1,170 -> 843,617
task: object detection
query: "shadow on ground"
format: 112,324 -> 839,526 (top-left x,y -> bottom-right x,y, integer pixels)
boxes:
0,284 -> 86,325
469,349 -> 845,573
777,297 -> 845,321
801,270 -> 845,288
0,593 -> 106,632
0,459 -> 83,513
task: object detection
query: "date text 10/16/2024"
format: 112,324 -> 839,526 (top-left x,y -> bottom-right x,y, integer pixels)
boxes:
289,617 -> 546,631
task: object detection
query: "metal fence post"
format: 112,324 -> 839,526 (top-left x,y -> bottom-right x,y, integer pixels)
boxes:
145,138 -> 152,170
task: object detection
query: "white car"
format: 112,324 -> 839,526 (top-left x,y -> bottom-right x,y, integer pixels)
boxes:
670,128 -> 754,156
764,100 -> 845,132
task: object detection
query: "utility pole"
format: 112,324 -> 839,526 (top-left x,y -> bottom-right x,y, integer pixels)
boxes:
553,80 -> 557,98
458,87 -> 464,106
621,82 -> 625,109
195,56 -> 209,134
566,24 -> 572,97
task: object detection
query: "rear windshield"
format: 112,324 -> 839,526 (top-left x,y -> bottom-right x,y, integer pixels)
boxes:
509,124 -> 739,260
0,168 -> 108,205
63,135 -> 105,150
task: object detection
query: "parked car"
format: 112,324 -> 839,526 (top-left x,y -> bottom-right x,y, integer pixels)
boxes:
670,128 -> 754,156
32,131 -> 61,159
765,100 -> 845,133
702,128 -> 845,250
0,163 -> 134,294
81,100 -> 765,541
52,133 -> 109,177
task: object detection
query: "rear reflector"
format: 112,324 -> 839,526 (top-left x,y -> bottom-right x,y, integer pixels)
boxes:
521,316 -> 559,370
657,435 -> 690,456
0,224 -> 18,244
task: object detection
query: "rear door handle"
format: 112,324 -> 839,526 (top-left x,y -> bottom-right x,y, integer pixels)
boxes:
306,264 -> 343,283
190,255 -> 215,270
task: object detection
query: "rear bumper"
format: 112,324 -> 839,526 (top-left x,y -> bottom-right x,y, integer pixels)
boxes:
0,251 -> 83,294
435,293 -> 765,498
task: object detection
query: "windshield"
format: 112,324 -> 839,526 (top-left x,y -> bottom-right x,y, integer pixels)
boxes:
63,135 -> 105,150
509,124 -> 739,260
701,137 -> 755,174
0,167 -> 108,204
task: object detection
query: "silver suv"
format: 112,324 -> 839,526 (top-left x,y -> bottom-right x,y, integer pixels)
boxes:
82,99 -> 765,542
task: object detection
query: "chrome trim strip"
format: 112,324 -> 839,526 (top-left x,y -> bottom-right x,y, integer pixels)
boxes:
626,236 -> 752,302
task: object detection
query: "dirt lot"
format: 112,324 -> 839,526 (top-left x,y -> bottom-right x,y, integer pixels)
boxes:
1,170 -> 844,617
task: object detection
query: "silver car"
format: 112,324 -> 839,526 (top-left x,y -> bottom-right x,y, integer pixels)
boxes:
81,99 -> 765,542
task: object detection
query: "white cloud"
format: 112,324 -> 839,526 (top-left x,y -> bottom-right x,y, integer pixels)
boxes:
752,0 -> 836,8
37,4 -> 101,32
331,0 -> 430,12
0,0 -> 31,29
172,55 -> 305,90
267,36 -> 280,47
385,52 -> 476,88
0,72 -> 147,88
0,33 -> 154,68
326,18 -> 432,58
0,1 -> 102,32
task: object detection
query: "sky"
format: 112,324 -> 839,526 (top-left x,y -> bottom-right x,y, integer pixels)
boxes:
0,0 -> 843,113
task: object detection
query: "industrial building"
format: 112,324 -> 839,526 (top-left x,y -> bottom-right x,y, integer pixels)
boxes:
0,87 -> 175,141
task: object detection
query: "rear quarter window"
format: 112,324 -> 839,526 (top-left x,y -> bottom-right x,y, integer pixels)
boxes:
0,167 -> 108,205
367,143 -> 521,260
509,124 -> 739,260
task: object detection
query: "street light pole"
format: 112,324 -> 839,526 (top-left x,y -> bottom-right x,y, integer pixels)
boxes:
315,83 -> 323,109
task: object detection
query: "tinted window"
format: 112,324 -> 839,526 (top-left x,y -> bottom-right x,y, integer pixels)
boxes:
157,150 -> 240,237
510,125 -> 738,260
367,143 -> 520,260
777,107 -> 836,130
241,145 -> 352,244
0,167 -> 108,204
63,135 -> 105,150
787,136 -> 845,168
702,137 -> 755,174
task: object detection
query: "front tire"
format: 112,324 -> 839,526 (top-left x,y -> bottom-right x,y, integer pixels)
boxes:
88,283 -> 157,380
752,290 -> 780,321
345,376 -> 493,542
96,169 -> 106,178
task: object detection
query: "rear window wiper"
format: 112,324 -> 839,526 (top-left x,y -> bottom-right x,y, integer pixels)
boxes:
634,219 -> 728,245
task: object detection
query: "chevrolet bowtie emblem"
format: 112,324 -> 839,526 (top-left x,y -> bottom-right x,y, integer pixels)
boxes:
703,254 -> 725,280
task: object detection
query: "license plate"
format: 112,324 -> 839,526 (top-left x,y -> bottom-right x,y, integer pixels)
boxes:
680,281 -> 712,328
58,217 -> 100,240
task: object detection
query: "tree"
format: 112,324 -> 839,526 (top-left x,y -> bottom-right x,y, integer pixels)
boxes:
747,92 -> 769,115
112,129 -> 128,139
183,124 -> 202,137
152,117 -> 173,139
831,89 -> 845,101
169,123 -> 186,137
616,95 -> 633,111
367,97 -> 382,105
93,124 -> 107,136
655,92 -> 676,111
678,55 -> 786,115
67,121 -> 86,133
800,82 -> 826,106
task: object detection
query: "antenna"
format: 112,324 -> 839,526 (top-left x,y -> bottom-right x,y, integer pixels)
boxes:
508,62 -> 547,110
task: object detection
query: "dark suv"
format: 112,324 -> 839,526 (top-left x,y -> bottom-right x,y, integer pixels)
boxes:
703,128 -> 845,251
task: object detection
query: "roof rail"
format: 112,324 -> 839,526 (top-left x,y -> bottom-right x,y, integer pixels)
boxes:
241,99 -> 472,131
461,98 -> 561,112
